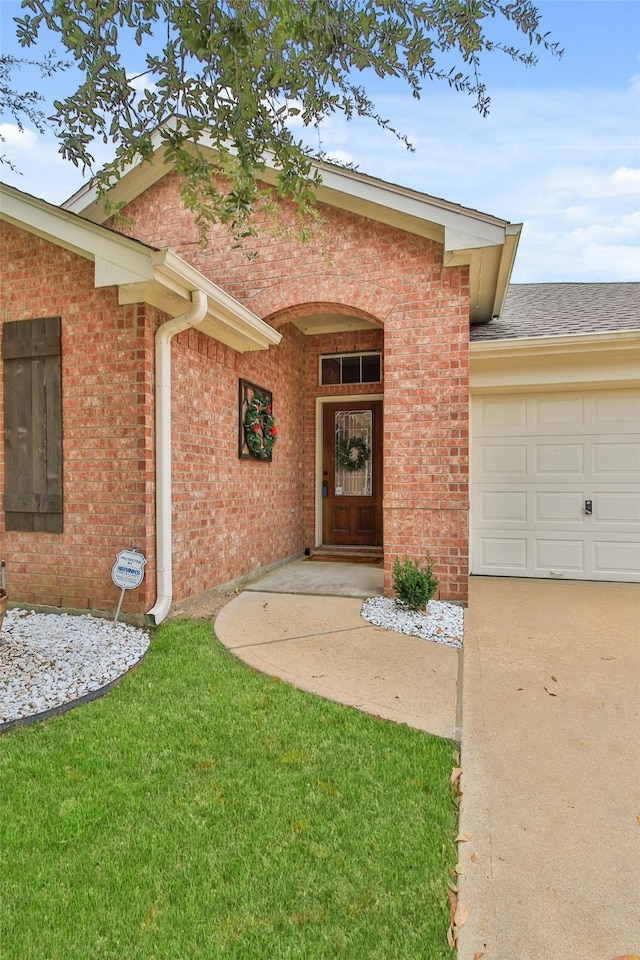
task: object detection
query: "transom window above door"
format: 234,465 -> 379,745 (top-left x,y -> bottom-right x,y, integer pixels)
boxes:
320,352 -> 382,386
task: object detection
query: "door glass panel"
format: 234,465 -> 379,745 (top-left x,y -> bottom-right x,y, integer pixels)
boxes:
335,410 -> 373,497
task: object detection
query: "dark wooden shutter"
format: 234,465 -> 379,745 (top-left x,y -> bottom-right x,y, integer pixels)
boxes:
3,317 -> 63,533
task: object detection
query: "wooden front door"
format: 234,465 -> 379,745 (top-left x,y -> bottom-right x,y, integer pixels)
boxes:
322,400 -> 383,546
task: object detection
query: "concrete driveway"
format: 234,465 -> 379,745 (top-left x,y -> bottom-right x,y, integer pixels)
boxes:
458,578 -> 640,960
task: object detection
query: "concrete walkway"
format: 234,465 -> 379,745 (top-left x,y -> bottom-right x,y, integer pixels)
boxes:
215,590 -> 460,740
214,571 -> 640,958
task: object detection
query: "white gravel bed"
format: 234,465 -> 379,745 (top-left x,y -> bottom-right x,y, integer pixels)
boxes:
361,597 -> 464,649
0,608 -> 150,726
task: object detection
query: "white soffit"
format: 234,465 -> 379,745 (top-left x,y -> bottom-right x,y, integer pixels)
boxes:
291,312 -> 378,335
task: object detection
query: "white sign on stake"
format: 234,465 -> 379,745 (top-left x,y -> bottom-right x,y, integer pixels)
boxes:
112,548 -> 146,623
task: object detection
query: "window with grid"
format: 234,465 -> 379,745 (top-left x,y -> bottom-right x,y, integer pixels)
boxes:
320,352 -> 381,386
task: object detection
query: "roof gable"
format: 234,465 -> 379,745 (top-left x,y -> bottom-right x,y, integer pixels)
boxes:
62,133 -> 521,325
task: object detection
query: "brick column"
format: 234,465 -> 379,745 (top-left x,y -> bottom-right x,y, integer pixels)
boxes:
382,269 -> 470,604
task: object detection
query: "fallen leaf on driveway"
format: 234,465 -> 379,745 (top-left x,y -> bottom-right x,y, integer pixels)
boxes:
551,675 -> 557,682
454,902 -> 468,928
544,686 -> 557,697
601,655 -> 617,660
473,952 -> 485,959
612,955 -> 640,960
456,833 -> 472,842
446,887 -> 457,934
455,862 -> 465,875
446,886 -> 457,923
471,852 -> 479,863
451,767 -> 462,785
447,904 -> 468,950
446,892 -> 466,950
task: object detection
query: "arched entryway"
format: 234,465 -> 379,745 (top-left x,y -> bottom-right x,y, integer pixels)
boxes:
264,300 -> 386,557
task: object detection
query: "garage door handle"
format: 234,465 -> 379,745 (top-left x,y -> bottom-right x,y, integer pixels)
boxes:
584,500 -> 593,516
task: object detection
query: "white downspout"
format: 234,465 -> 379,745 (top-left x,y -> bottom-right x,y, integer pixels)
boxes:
147,290 -> 208,626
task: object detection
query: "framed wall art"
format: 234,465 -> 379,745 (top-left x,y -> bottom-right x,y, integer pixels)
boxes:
238,378 -> 277,461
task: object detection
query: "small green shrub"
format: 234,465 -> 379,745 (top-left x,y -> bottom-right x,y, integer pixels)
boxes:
392,554 -> 439,611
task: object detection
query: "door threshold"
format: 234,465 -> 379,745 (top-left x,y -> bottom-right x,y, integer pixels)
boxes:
306,546 -> 383,564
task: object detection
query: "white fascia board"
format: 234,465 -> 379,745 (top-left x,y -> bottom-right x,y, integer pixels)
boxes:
63,125 -> 172,218
92,253 -> 156,286
471,328 -> 640,360
63,155 -> 170,221
470,329 -> 640,392
459,227 -> 521,321
310,166 -> 508,250
443,224 -> 506,255
63,180 -> 101,216
1,183 -> 158,284
490,227 -> 522,318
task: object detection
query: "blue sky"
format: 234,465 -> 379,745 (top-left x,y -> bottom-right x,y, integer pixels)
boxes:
1,0 -> 639,283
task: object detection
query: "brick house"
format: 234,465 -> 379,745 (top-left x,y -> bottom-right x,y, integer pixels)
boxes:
1,160 -> 638,622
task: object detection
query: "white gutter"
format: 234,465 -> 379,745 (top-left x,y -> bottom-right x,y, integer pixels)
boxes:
147,289 -> 208,626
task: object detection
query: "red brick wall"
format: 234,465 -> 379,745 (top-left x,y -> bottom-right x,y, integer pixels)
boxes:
121,173 -> 470,602
168,322 -> 307,599
0,222 -> 156,615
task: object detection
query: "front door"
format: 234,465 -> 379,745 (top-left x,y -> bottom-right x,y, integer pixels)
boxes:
322,400 -> 383,546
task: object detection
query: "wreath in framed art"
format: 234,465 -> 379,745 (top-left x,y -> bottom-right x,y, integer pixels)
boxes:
239,379 -> 277,461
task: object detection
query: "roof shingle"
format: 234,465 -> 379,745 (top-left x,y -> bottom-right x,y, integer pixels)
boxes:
470,283 -> 640,341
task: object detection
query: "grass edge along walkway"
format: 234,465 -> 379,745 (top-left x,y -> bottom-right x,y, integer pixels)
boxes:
0,619 -> 459,960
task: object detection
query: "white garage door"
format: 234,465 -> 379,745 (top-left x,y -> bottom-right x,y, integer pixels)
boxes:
471,389 -> 640,582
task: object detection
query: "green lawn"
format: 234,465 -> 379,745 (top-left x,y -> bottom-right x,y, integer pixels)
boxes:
0,620 -> 458,960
